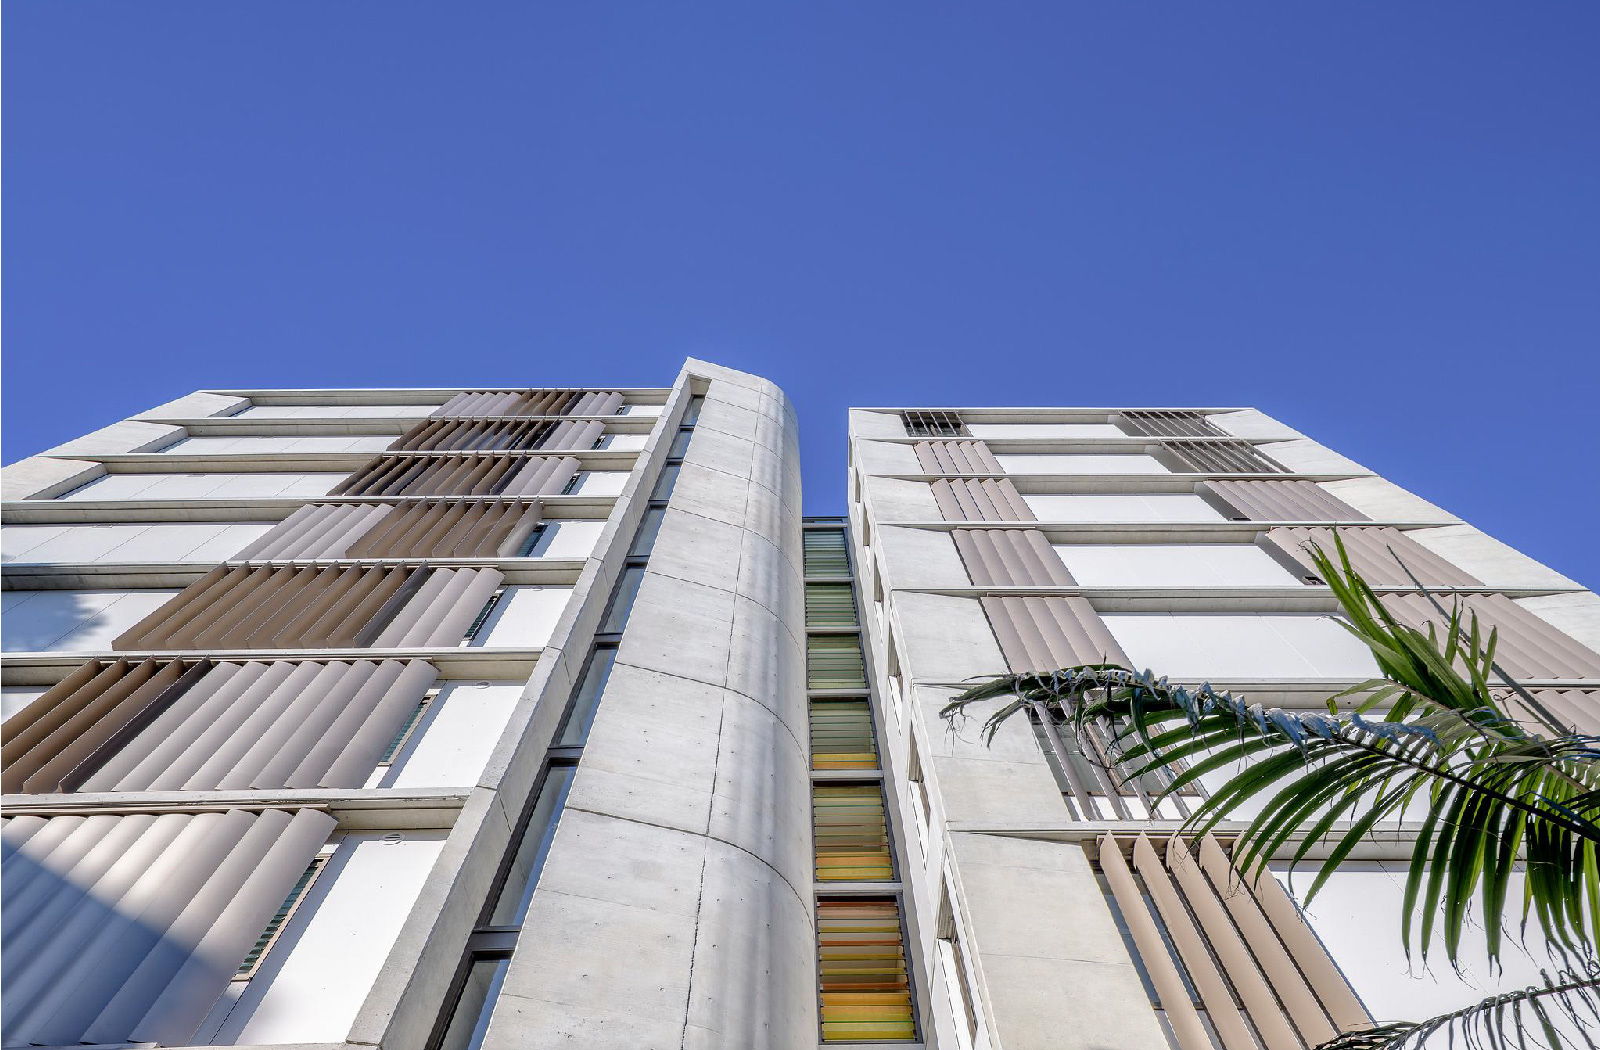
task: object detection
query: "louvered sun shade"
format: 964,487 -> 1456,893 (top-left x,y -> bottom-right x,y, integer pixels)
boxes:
808,634 -> 868,690
431,390 -> 624,417
390,417 -> 604,453
814,783 -> 894,881
930,478 -> 1036,522
817,898 -> 916,1042
0,808 -> 336,1047
810,700 -> 879,770
1263,526 -> 1481,587
111,564 -> 504,650
953,528 -> 1076,587
981,595 -> 1131,672
1096,833 -> 1369,1050
913,440 -> 1002,474
803,530 -> 852,577
330,453 -> 578,498
1202,480 -> 1368,522
1505,689 -> 1600,733
1117,410 -> 1229,438
234,500 -> 543,560
1,658 -> 437,793
1160,440 -> 1287,474
1380,592 -> 1600,680
807,583 -> 860,628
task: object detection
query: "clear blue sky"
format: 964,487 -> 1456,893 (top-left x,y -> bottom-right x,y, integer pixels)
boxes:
5,3 -> 1597,586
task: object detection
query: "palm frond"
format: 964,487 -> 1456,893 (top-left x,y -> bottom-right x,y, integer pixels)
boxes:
1315,971 -> 1600,1050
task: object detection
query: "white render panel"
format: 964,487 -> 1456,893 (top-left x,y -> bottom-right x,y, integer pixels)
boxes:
58,472 -> 344,501
995,453 -> 1169,475
1021,493 -> 1226,523
966,423 -> 1124,439
1100,613 -> 1379,679
230,404 -> 437,419
1205,409 -> 1305,441
1257,438 -> 1370,475
158,435 -> 396,455
527,520 -> 607,560
373,682 -> 524,788
215,832 -> 447,1044
1407,524 -> 1579,590
617,404 -> 662,416
595,433 -> 649,451
1053,543 -> 1303,587
2,589 -> 183,652
468,586 -> 573,648
569,471 -> 630,496
1,523 -> 275,564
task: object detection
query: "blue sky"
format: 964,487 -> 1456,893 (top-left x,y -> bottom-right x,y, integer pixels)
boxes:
5,3 -> 1597,585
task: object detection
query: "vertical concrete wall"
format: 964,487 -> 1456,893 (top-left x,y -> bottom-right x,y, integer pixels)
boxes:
483,360 -> 814,1050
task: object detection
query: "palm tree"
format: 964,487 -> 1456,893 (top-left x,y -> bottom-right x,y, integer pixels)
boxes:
941,536 -> 1600,1049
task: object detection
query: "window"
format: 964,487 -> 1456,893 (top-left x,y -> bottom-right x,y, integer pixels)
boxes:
556,645 -> 617,746
807,635 -> 867,690
809,699 -> 879,770
907,735 -> 931,851
805,583 -> 859,628
598,565 -> 645,634
936,886 -> 982,1050
817,898 -> 916,1042
813,782 -> 895,881
803,529 -> 851,577
237,855 -> 328,978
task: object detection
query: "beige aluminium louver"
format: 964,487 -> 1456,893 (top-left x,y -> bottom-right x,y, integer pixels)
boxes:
330,453 -> 579,497
913,440 -> 1003,474
981,595 -> 1129,672
1263,526 -> 1481,587
952,528 -> 1075,587
930,478 -> 1035,521
0,808 -> 337,1047
431,390 -> 623,417
233,500 -> 544,560
1201,480 -> 1368,522
1380,592 -> 1600,680
1116,410 -> 1230,438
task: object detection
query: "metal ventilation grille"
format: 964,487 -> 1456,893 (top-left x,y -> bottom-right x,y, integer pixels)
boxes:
806,583 -> 860,628
1160,439 -> 1288,474
930,478 -> 1036,521
431,389 -> 624,417
981,595 -> 1130,672
900,409 -> 966,437
0,807 -> 337,1047
111,564 -> 505,650
952,528 -> 1076,586
1,658 -> 439,793
809,699 -> 879,770
1118,410 -> 1229,438
331,453 -> 579,497
1202,480 -> 1368,522
813,782 -> 894,881
807,634 -> 868,690
817,898 -> 916,1042
233,500 -> 544,560
912,440 -> 1002,474
1094,833 -> 1370,1050
391,418 -> 596,453
1263,526 -> 1481,587
803,529 -> 852,577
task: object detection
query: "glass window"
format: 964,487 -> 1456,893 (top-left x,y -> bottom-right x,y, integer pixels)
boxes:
599,565 -> 646,634
434,955 -> 511,1050
488,763 -> 578,926
557,646 -> 618,746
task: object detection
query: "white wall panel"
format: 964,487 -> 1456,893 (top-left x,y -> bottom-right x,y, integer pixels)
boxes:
1099,613 -> 1378,678
595,433 -> 649,451
617,404 -> 661,416
212,832 -> 446,1044
2,589 -> 183,652
2,523 -> 274,564
995,454 -> 1168,475
468,586 -> 573,648
1052,544 -> 1303,587
372,682 -> 524,788
527,520 -> 606,560
1,686 -> 49,724
966,423 -> 1124,439
232,404 -> 435,419
1020,493 -> 1225,523
1272,862 -> 1564,1027
569,471 -> 630,496
59,473 -> 344,501
160,436 -> 395,455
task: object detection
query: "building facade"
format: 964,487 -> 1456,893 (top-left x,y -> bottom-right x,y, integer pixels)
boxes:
2,368 -> 1597,1050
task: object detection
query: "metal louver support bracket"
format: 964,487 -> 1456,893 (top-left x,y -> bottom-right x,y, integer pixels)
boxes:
930,478 -> 1036,521
1379,592 -> 1600,680
1158,439 -> 1288,474
1201,480 -> 1368,522
1262,526 -> 1481,587
0,807 -> 337,1048
913,440 -> 1003,474
330,454 -> 579,497
980,595 -> 1129,672
952,528 -> 1076,587
1116,410 -> 1230,438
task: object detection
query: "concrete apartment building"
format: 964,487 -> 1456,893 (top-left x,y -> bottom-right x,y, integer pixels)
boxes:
2,361 -> 1597,1050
